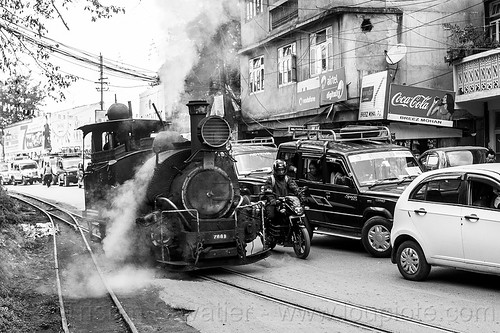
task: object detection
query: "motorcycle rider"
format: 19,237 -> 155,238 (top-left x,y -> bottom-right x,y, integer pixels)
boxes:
263,159 -> 304,223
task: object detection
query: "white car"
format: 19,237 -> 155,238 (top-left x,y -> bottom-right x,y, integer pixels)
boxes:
391,163 -> 500,281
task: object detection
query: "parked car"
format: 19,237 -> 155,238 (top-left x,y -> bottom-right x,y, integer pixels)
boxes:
11,159 -> 40,185
0,163 -> 10,185
391,163 -> 500,281
230,137 -> 278,202
418,146 -> 488,172
277,126 -> 422,257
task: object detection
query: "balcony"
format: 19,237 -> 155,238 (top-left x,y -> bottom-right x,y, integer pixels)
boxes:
454,48 -> 500,102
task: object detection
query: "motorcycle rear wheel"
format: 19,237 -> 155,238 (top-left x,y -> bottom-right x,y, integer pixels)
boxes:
293,227 -> 310,259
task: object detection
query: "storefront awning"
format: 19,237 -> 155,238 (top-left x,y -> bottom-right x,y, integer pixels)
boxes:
390,122 -> 462,140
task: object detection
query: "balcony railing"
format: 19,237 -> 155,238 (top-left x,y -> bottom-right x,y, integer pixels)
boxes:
455,49 -> 500,96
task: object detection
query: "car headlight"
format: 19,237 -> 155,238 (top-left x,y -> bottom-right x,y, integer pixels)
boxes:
294,206 -> 304,215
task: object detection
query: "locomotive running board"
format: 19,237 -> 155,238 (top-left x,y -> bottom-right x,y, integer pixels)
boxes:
157,248 -> 272,271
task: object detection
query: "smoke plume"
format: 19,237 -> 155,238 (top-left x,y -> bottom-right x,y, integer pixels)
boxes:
154,0 -> 239,132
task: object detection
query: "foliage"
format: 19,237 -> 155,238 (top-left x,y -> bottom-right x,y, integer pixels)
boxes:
0,188 -> 21,225
0,0 -> 124,103
444,23 -> 500,64
0,74 -> 46,126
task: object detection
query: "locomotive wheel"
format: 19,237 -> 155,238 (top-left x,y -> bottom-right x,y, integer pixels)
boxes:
293,227 -> 310,259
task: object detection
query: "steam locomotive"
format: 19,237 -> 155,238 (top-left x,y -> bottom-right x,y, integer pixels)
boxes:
79,100 -> 270,270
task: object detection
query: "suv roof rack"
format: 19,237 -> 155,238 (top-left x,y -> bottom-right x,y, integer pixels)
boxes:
289,125 -> 392,154
289,125 -> 391,142
230,137 -> 276,147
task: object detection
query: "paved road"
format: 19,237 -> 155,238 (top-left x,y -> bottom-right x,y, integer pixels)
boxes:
6,182 -> 500,332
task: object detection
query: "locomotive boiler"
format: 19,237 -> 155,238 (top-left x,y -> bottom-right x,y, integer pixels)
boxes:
79,100 -> 270,270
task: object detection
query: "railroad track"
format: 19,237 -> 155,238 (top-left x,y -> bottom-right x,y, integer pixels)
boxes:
10,192 -> 138,333
200,267 -> 464,333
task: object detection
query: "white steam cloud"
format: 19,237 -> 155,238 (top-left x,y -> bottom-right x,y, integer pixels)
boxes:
153,0 -> 240,132
101,157 -> 156,261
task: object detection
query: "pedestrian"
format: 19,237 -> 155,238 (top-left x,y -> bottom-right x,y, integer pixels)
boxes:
43,162 -> 53,187
486,149 -> 496,163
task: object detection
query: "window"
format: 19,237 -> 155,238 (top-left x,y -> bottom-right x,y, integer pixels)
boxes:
278,43 -> 297,86
300,158 -> 323,182
469,179 -> 500,209
410,178 -> 463,204
270,0 -> 298,30
246,0 -> 263,21
310,27 -> 333,77
249,56 -> 264,93
489,19 -> 500,43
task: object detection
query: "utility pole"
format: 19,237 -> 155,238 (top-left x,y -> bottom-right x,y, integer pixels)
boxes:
95,54 -> 109,111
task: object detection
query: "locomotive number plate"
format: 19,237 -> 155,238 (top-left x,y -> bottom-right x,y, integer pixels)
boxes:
213,233 -> 228,240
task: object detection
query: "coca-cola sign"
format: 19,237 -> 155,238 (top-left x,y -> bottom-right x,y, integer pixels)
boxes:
387,84 -> 455,127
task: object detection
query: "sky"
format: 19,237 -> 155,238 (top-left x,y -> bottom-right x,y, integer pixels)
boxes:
41,0 -> 238,115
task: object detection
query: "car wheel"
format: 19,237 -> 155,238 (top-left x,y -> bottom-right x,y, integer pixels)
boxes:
22,177 -> 27,185
361,216 -> 392,257
396,240 -> 431,281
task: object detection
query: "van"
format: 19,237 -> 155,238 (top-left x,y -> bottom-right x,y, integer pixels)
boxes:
11,159 -> 40,185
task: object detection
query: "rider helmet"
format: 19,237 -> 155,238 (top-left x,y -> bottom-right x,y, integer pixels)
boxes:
273,159 -> 287,180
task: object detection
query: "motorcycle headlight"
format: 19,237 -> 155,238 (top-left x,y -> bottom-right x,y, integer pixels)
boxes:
294,206 -> 304,215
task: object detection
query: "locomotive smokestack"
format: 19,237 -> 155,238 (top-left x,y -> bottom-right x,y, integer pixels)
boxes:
186,100 -> 209,154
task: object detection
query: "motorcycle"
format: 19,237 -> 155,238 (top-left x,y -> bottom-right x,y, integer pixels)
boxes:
260,189 -> 311,259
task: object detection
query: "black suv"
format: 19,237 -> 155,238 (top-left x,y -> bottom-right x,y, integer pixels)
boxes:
277,126 -> 422,257
230,138 -> 278,202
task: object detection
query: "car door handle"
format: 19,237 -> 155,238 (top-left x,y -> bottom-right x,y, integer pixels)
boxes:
464,214 -> 479,222
414,208 -> 427,215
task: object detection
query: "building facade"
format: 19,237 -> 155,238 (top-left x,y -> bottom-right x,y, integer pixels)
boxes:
452,0 -> 500,157
239,0 -> 484,154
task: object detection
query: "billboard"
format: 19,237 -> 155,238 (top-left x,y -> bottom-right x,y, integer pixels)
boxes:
387,84 -> 455,127
358,71 -> 389,121
319,68 -> 347,105
296,77 -> 320,112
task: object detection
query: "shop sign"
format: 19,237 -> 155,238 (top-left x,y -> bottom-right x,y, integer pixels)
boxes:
319,68 -> 347,105
296,77 -> 320,112
387,84 -> 455,127
358,71 -> 389,120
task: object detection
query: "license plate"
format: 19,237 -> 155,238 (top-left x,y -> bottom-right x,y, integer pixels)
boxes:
213,233 -> 228,240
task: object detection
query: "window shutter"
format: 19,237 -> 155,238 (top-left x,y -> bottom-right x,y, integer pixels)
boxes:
291,54 -> 297,82
310,47 -> 317,76
327,41 -> 333,70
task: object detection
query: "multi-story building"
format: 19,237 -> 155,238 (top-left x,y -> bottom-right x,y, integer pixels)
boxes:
239,0 -> 484,154
452,0 -> 500,156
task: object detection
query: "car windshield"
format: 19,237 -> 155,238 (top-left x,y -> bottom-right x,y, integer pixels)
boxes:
20,163 -> 37,170
234,151 -> 275,175
62,159 -> 80,168
348,150 -> 421,187
445,150 -> 486,166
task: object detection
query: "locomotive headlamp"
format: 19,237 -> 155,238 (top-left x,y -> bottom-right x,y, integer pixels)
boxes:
198,116 -> 231,148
